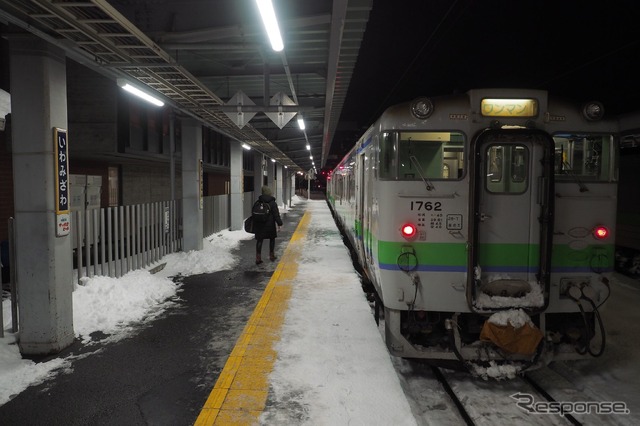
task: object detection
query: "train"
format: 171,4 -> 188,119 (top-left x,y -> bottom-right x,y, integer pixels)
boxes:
326,88 -> 618,375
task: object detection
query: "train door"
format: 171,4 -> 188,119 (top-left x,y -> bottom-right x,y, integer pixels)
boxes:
469,129 -> 553,311
359,152 -> 372,265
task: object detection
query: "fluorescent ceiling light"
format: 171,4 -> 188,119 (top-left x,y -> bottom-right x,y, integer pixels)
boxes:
271,158 -> 276,163
297,116 -> 305,130
117,78 -> 164,107
306,144 -> 310,150
256,0 -> 284,51
242,143 -> 251,150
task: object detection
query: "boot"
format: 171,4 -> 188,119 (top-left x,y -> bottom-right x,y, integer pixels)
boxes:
256,254 -> 263,265
269,252 -> 277,261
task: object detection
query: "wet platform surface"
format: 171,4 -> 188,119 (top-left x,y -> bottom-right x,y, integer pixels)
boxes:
0,199 -> 307,426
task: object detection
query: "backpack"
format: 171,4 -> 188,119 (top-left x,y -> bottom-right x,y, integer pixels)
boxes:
252,199 -> 271,223
243,215 -> 255,233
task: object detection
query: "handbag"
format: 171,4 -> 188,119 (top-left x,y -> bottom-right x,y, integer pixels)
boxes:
243,216 -> 255,233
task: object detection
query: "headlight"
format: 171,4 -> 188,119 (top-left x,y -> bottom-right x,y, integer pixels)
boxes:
582,101 -> 604,121
411,97 -> 434,119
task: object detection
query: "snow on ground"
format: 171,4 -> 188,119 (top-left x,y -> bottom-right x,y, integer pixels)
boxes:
1,197 -> 639,426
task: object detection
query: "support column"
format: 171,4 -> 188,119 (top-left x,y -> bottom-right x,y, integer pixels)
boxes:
181,119 -> 203,251
266,159 -> 275,191
281,169 -> 289,209
253,152 -> 264,195
290,173 -> 295,203
275,164 -> 283,208
10,38 -> 73,355
229,141 -> 243,231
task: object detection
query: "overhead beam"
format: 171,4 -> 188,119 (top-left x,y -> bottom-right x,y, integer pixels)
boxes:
156,14 -> 332,43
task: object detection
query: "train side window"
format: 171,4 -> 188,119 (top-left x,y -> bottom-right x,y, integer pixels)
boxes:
379,132 -> 397,179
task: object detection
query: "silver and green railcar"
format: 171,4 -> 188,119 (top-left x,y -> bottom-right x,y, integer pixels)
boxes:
327,89 -> 618,373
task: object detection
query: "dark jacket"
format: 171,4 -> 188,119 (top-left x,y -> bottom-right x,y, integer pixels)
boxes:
254,194 -> 283,240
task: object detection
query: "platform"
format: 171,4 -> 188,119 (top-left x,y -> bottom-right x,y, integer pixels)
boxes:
0,197 -> 415,426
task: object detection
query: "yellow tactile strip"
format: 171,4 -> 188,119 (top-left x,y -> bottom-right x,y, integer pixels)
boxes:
194,210 -> 311,425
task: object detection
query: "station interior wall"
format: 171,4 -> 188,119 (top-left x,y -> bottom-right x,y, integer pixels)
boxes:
0,54 -> 257,245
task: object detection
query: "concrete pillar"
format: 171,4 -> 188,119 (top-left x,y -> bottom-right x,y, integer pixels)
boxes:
275,164 -> 283,208
229,141 -> 243,231
181,119 -> 203,251
10,38 -> 74,355
266,159 -> 275,191
253,152 -> 264,196
281,169 -> 289,209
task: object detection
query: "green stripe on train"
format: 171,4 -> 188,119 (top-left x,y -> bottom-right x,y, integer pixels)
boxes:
376,241 -> 467,265
346,218 -> 614,268
375,241 -> 536,266
373,240 -> 615,267
550,244 -> 615,267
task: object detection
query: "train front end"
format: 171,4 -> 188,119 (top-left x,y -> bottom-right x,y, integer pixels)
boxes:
370,90 -> 618,374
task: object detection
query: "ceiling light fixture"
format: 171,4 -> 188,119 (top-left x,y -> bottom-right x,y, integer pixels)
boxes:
242,143 -> 251,150
256,0 -> 284,52
117,78 -> 164,107
297,115 -> 305,130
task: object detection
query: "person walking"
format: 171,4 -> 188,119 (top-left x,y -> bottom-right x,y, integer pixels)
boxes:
253,185 -> 283,264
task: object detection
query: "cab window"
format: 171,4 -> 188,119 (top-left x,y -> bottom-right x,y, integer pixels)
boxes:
553,134 -> 616,181
379,131 -> 465,180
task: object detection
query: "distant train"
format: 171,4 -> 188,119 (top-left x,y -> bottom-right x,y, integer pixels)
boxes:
327,89 -> 618,374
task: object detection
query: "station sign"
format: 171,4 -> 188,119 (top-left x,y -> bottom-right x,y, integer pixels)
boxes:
54,127 -> 70,237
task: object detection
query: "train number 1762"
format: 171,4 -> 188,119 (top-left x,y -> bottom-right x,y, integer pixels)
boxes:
410,201 -> 442,211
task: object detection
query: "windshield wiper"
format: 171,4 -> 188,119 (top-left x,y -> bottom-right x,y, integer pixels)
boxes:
562,161 -> 588,192
409,155 -> 435,191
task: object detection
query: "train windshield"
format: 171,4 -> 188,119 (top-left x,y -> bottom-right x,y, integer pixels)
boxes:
379,131 -> 465,180
553,133 -> 616,181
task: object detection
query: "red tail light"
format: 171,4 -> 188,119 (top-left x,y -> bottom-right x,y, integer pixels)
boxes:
401,223 -> 417,239
593,226 -> 609,240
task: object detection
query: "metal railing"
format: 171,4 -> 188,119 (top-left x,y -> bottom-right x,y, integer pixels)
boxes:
1,217 -> 18,334
72,200 -> 183,282
2,191 -> 260,334
203,194 -> 228,237
73,192 -> 257,282
203,192 -> 257,236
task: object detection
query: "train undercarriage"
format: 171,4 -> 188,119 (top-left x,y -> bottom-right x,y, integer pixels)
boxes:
376,302 -> 603,376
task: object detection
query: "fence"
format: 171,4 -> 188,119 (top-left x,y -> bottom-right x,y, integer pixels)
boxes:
73,192 -> 257,283
203,194 -> 228,237
2,192 -> 264,332
203,191 -> 256,236
72,200 -> 182,282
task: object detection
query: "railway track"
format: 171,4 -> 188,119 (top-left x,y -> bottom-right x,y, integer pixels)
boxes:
432,366 -> 579,425
392,360 -> 632,426
361,270 -> 632,425
373,310 -> 629,425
